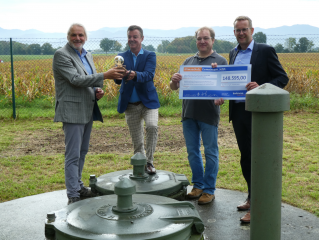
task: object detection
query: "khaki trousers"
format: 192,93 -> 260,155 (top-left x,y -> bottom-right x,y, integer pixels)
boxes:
125,103 -> 158,164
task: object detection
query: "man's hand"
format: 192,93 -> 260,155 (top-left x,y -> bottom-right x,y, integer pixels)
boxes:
211,62 -> 218,68
125,70 -> 136,81
95,88 -> 104,100
104,67 -> 125,80
246,82 -> 259,91
214,98 -> 224,106
170,73 -> 182,90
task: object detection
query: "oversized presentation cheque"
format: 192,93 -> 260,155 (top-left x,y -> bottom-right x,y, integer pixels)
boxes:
179,64 -> 251,100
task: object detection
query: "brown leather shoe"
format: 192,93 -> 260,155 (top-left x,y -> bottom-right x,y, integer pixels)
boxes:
187,187 -> 203,199
240,211 -> 251,223
237,199 -> 250,211
198,193 -> 215,205
145,162 -> 156,174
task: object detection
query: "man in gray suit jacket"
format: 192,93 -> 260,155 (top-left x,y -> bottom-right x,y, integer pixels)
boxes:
53,23 -> 124,205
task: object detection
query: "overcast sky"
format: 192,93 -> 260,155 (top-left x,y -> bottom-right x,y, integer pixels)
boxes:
1,0 -> 319,33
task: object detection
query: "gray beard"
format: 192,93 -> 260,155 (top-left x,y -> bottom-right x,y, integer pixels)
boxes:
69,41 -> 84,51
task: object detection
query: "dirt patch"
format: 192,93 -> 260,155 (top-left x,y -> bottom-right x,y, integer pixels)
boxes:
2,122 -> 237,157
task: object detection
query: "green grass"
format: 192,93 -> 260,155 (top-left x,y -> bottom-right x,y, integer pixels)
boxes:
0,94 -> 185,119
0,55 -> 54,62
0,108 -> 318,217
290,93 -> 319,111
1,92 -> 318,119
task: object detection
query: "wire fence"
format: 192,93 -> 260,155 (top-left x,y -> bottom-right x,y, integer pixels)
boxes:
1,35 -> 319,119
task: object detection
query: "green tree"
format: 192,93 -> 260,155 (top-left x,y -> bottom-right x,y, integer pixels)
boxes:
12,42 -> 28,55
214,39 -> 236,53
157,44 -> 164,53
123,43 -> 130,51
100,38 -> 113,53
274,43 -> 284,53
166,45 -> 177,53
190,40 -> 197,52
165,36 -> 196,53
143,44 -> 155,51
294,37 -> 314,52
0,41 -> 10,55
100,38 -> 122,53
177,46 -> 193,53
285,37 -> 296,52
253,32 -> 267,43
41,43 -> 55,55
113,41 -> 122,52
28,44 -> 42,55
157,40 -> 170,53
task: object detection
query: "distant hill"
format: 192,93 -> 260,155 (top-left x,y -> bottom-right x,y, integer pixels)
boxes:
1,25 -> 319,39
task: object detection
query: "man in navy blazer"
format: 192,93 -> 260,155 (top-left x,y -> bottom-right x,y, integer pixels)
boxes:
114,25 -> 160,174
226,16 -> 289,223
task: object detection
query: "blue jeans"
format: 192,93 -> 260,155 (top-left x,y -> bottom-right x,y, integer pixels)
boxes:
183,119 -> 219,195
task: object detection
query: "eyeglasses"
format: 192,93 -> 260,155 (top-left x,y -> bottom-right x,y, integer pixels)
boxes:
235,28 -> 250,33
196,37 -> 212,42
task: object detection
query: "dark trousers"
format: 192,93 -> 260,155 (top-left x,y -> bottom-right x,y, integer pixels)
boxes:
231,102 -> 252,199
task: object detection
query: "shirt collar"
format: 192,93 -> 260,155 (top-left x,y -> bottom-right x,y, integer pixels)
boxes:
194,51 -> 216,59
69,43 -> 88,57
130,48 -> 144,57
235,40 -> 255,52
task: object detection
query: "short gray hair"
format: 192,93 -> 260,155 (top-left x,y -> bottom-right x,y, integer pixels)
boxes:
233,16 -> 253,28
67,23 -> 87,40
195,27 -> 215,40
127,25 -> 143,37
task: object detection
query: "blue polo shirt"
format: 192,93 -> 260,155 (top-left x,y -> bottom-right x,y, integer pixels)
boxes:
129,48 -> 144,103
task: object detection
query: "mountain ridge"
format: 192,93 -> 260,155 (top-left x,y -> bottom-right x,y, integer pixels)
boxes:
1,25 -> 319,39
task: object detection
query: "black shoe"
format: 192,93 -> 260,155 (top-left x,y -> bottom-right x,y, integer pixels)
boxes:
145,162 -> 156,174
67,197 -> 80,205
78,186 -> 96,199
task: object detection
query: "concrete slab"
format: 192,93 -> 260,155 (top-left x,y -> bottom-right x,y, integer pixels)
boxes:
0,187 -> 318,240
186,187 -> 319,240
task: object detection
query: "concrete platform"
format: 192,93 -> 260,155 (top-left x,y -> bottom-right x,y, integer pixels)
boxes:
0,187 -> 318,240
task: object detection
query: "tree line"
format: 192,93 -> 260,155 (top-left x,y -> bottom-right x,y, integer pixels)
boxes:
0,41 -> 59,55
99,38 -> 155,53
100,34 -> 317,54
252,32 -> 317,53
99,37 -> 236,54
1,34 -> 317,55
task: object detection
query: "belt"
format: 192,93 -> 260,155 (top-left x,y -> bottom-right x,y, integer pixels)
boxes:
129,101 -> 142,106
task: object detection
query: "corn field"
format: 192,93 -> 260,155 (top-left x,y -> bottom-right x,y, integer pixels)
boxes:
0,53 -> 318,105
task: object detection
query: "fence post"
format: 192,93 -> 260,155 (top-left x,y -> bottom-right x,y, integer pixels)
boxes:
246,83 -> 290,240
10,38 -> 16,119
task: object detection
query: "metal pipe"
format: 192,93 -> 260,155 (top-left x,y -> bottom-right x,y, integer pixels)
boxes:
10,38 -> 16,119
246,83 -> 290,240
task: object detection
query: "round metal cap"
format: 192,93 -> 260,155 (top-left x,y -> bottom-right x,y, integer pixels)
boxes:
92,170 -> 189,200
45,194 -> 204,240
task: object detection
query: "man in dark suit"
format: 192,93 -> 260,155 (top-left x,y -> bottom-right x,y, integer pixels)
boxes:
114,25 -> 160,174
227,16 -> 289,223
53,23 -> 124,205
